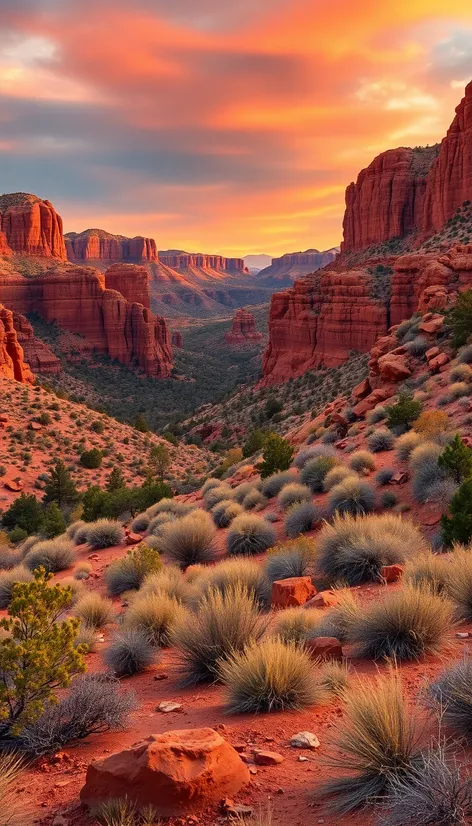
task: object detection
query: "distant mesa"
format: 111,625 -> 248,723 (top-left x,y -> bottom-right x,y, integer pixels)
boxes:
65,228 -> 157,262
256,248 -> 339,285
171,331 -> 183,348
158,250 -> 248,274
243,253 -> 272,274
225,308 -> 264,345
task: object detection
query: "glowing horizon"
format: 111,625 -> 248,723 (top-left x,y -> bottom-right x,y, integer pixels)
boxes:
1,0 -> 472,257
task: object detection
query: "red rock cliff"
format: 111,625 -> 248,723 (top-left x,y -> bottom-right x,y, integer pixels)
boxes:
257,248 -> 338,283
158,251 -> 247,273
10,312 -> 60,375
104,263 -> 151,309
0,305 -> 34,384
65,229 -> 157,263
0,193 -> 66,259
225,309 -> 264,344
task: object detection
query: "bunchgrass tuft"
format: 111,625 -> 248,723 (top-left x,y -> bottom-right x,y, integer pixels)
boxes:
261,471 -> 298,499
227,513 -> 276,557
123,593 -> 188,647
284,501 -> 320,538
301,455 -> 338,493
427,660 -> 472,741
199,557 -> 270,606
74,592 -> 116,629
104,629 -> 157,676
86,519 -> 124,550
327,477 -> 375,517
105,545 -> 161,596
368,429 -> 395,453
445,548 -> 472,620
404,552 -> 451,595
396,431 -> 422,461
323,465 -> 356,492
277,482 -> 312,511
349,450 -> 376,472
0,565 -> 33,608
211,499 -> 243,528
156,510 -> 216,568
265,538 -> 315,583
272,607 -> 323,644
24,538 -> 76,573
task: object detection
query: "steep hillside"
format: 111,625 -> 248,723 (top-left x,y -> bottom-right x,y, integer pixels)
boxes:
256,247 -> 339,285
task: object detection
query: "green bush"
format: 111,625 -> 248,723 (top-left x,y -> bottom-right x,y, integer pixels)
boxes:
43,460 -> 79,508
243,429 -> 266,458
385,392 -> 422,430
79,448 -> 103,469
445,289 -> 472,346
258,434 -> 294,478
438,434 -> 472,483
1,493 -> 43,534
105,545 -> 162,595
441,478 -> 472,546
41,502 -> 66,538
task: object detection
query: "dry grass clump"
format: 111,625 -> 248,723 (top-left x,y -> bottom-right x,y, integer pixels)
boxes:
272,607 -> 323,644
130,512 -> 150,533
445,548 -> 472,620
449,381 -> 470,400
327,477 -> 375,517
427,660 -> 472,741
319,661 -> 350,696
311,590 -> 362,643
277,482 -> 312,511
147,512 -> 176,536
203,483 -> 233,509
74,624 -> 99,653
211,499 -> 243,528
74,592 -> 116,629
293,444 -> 336,469
284,502 -> 321,538
146,498 -> 191,518
404,552 -> 451,594
73,561 -> 92,580
201,478 -> 223,495
104,629 -> 157,676
323,465 -> 357,492
227,513 -> 276,557
122,593 -> 188,647
301,455 -> 338,493
451,363 -> 472,382
73,523 -> 91,546
172,583 -> 266,685
139,565 -> 197,605
156,510 -> 216,568
315,513 -> 428,586
242,488 -> 267,511
348,586 -> 453,661
219,638 -> 321,713
265,537 -> 315,583
105,545 -> 161,596
93,798 -> 158,826
0,548 -> 23,571
232,482 -> 259,504
349,450 -> 376,472
66,520 -> 86,541
199,557 -> 270,606
317,670 -> 420,813
0,753 -> 26,826
410,441 -> 442,471
367,428 -> 396,453
458,345 -> 472,364
261,470 -> 298,498
396,431 -> 422,461
0,565 -> 33,608
86,519 -> 124,550
24,538 -> 76,573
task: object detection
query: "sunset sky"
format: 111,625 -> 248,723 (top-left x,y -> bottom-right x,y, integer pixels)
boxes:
1,1 -> 472,257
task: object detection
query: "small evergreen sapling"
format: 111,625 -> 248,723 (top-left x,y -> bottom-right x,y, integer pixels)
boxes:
441,478 -> 472,547
258,434 -> 294,478
438,434 -> 472,484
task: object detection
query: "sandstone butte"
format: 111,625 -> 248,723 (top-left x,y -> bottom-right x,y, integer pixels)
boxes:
224,308 -> 264,344
0,193 -> 66,259
158,251 -> 248,274
65,228 -> 157,263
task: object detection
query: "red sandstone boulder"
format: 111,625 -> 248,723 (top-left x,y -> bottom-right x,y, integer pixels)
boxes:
377,353 -> 412,382
80,729 -> 250,815
429,352 -> 450,371
426,346 -> 440,360
271,577 -> 316,608
303,590 -> 340,610
125,532 -> 142,546
351,377 -> 371,401
381,564 -> 404,583
305,637 -> 343,662
5,480 -> 24,492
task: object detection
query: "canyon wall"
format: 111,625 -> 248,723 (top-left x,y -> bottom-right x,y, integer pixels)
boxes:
104,263 -> 151,309
65,229 -> 157,263
158,252 -> 247,273
0,193 -> 66,259
257,248 -> 338,284
0,305 -> 34,384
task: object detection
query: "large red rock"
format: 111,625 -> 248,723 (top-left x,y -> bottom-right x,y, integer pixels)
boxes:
0,305 -> 34,384
225,308 -> 263,344
104,263 -> 150,308
0,231 -> 12,257
10,312 -> 60,375
0,193 -> 66,259
65,228 -> 157,262
80,728 -> 250,815
271,577 -> 316,608
305,636 -> 343,662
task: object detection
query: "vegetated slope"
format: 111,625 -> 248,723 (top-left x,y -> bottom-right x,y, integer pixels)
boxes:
0,375 -> 214,507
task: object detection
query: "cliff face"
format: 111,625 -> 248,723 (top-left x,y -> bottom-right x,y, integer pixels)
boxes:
0,266 -> 172,379
257,248 -> 338,284
0,305 -> 34,384
171,331 -> 183,348
224,308 -> 264,344
65,229 -> 157,262
104,263 -> 151,309
158,252 -> 247,273
0,193 -> 66,259
10,312 -> 60,375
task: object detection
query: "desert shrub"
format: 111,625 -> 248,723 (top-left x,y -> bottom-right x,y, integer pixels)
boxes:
450,363 -> 472,382
123,593 -> 187,647
203,484 -> 233,509
80,448 -> 103,469
413,410 -> 451,440
130,512 -> 150,533
347,586 -> 452,660
19,673 -> 137,755
172,584 -> 265,685
66,520 -> 86,541
317,670 -> 420,813
445,289 -> 472,346
0,753 -> 26,825
219,638 -> 321,713
404,335 -> 429,357
105,545 -> 162,596
328,477 -> 375,517
258,434 -> 294,478
0,571 -> 85,734
449,381 -> 470,400
381,741 -> 472,826
427,660 -> 472,741
261,470 -> 298,498
368,429 -> 395,453
410,441 -> 442,471
301,455 -> 338,492
8,528 -> 27,545
24,538 -> 76,574
18,534 -> 41,555
458,344 -> 472,364
315,513 -> 427,586
139,565 -> 196,606
145,498 -> 186,519
319,661 -> 350,696
278,482 -> 312,511
375,467 -> 395,486
272,607 -> 323,644
242,489 -> 267,511
147,512 -> 176,536
310,590 -> 362,643
1,492 -> 43,535
74,592 -> 115,629
349,450 -> 375,472
232,482 -> 259,504
294,444 -> 336,470
199,558 -> 270,606
156,510 -> 216,568
404,553 -> 451,594
444,547 -> 472,618
201,478 -> 222,495
438,434 -> 472,483
396,431 -> 422,461
73,561 -> 92,580
385,392 -> 422,431
0,548 -> 22,570
0,565 -> 34,608
323,465 -> 355,492
366,406 -> 387,424
381,490 -> 397,509
211,499 -> 243,528
73,523 -> 90,545
285,501 -> 321,538
227,514 -> 276,557
265,538 -> 315,583
86,519 -> 124,550
141,535 -> 161,551
411,450 -> 448,504
442,479 -> 472,547
74,624 -> 99,653
104,629 -> 157,676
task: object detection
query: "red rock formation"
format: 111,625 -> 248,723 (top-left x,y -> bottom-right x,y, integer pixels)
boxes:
0,231 -> 12,257
225,308 -> 264,344
257,248 -> 338,283
158,251 -> 247,273
0,305 -> 34,383
0,193 -> 66,259
11,312 -> 60,375
171,331 -> 183,348
262,270 -> 387,384
104,263 -> 150,308
65,228 -> 157,262
0,266 -> 172,379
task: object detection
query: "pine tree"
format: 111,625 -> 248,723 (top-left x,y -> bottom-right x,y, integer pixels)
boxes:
41,502 -> 66,539
1,493 -> 43,534
148,444 -> 171,480
441,478 -> 472,546
446,289 -> 472,347
43,460 -> 79,508
438,434 -> 472,484
134,414 -> 150,433
106,466 -> 125,492
257,433 -> 294,478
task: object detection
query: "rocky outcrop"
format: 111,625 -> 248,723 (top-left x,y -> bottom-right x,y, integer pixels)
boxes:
65,229 -> 157,262
11,312 -> 60,375
0,305 -> 34,383
0,232 -> 12,257
0,193 -> 66,259
0,266 -> 172,378
80,728 -> 250,815
158,251 -> 247,273
104,263 -> 150,308
225,308 -> 263,344
257,248 -> 338,284
262,270 -> 387,383
171,331 -> 183,348
342,147 -> 440,252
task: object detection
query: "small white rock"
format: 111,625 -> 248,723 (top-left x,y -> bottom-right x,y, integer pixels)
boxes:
158,701 -> 182,713
456,632 -> 470,639
290,731 -> 320,750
